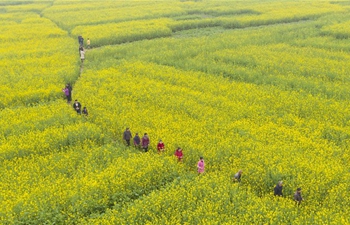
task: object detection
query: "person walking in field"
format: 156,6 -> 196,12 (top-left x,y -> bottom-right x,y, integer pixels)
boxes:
133,133 -> 141,148
141,133 -> 150,152
174,147 -> 183,162
72,99 -> 82,114
233,170 -> 243,182
274,181 -> 283,196
80,48 -> 85,63
294,188 -> 303,206
197,156 -> 205,174
157,139 -> 165,154
79,45 -> 84,55
82,107 -> 88,116
87,38 -> 91,49
67,83 -> 73,102
62,85 -> 71,103
123,128 -> 132,146
78,35 -> 84,46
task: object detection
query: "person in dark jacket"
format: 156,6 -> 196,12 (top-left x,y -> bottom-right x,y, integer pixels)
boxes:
67,84 -> 72,102
294,188 -> 303,206
78,35 -> 84,46
141,133 -> 150,152
123,128 -> 132,146
274,181 -> 283,196
133,133 -> 141,148
82,107 -> 88,116
72,99 -> 81,114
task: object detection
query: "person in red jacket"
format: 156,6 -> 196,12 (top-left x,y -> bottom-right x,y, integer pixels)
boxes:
174,147 -> 183,162
157,140 -> 165,154
141,133 -> 150,152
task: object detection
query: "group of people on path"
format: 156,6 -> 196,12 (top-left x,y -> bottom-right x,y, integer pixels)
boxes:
78,35 -> 91,63
123,128 -> 151,152
273,181 -> 304,205
78,35 -> 91,49
123,128 -> 204,173
123,127 -> 303,205
62,36 -> 93,115
233,172 -> 304,205
72,99 -> 88,116
62,84 -> 88,116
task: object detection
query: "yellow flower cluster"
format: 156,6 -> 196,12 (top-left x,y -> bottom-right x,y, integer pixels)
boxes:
43,2 -> 185,30
71,19 -> 173,47
0,13 -> 77,108
0,142 -> 184,224
72,58 -> 349,223
322,20 -> 350,39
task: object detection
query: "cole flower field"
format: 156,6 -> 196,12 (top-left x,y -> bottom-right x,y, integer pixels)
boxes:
0,0 -> 350,224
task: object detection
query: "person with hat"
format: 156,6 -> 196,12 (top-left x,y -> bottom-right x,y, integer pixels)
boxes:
197,156 -> 205,174
294,187 -> 303,205
157,139 -> 165,154
274,181 -> 283,196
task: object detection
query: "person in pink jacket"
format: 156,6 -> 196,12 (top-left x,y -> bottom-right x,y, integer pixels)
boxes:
197,156 -> 205,174
174,147 -> 183,162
